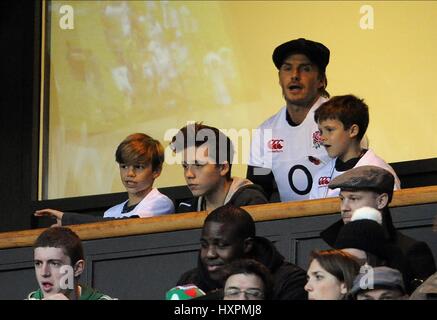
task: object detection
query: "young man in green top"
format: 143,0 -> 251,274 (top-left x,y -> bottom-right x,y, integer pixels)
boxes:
28,227 -> 114,300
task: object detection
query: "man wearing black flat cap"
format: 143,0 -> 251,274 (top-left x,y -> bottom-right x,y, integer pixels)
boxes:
321,165 -> 436,293
247,38 -> 332,202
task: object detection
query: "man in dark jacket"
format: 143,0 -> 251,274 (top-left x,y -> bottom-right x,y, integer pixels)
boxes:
320,165 -> 436,293
171,122 -> 268,213
410,217 -> 437,300
177,205 -> 307,300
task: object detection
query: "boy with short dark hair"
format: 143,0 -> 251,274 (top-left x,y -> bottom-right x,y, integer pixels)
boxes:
310,94 -> 400,199
28,227 -> 114,300
35,133 -> 174,225
171,123 -> 267,212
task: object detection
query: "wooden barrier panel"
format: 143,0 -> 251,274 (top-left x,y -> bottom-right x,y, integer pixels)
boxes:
0,185 -> 437,249
0,186 -> 436,299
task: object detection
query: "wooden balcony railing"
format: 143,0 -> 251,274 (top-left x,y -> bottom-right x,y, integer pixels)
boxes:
1,185 -> 436,250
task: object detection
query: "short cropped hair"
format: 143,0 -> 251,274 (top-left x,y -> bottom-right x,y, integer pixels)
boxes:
204,205 -> 255,241
314,95 -> 369,141
115,133 -> 164,172
171,122 -> 234,179
224,259 -> 273,300
309,249 -> 361,293
33,227 -> 84,266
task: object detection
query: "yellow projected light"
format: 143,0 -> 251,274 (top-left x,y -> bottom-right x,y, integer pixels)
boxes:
44,1 -> 437,199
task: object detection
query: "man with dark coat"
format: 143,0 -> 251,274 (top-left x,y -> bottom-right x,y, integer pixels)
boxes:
320,165 -> 436,293
410,217 -> 437,300
177,205 -> 307,300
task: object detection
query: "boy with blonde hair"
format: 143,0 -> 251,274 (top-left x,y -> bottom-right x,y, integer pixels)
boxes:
35,133 -> 174,224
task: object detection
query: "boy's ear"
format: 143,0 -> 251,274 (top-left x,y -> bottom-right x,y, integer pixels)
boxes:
219,162 -> 230,177
73,260 -> 85,278
152,167 -> 162,179
340,282 -> 348,295
243,237 -> 254,254
348,124 -> 360,139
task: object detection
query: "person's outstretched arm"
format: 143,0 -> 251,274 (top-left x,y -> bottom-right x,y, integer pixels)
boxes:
34,209 -> 138,226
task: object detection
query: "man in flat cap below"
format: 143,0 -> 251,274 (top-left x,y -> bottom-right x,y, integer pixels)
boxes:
321,165 -> 436,294
350,266 -> 408,300
247,38 -> 332,203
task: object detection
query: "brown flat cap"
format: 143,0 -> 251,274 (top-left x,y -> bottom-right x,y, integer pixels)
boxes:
328,165 -> 395,198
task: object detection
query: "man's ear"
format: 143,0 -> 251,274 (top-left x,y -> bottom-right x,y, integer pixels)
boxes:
243,237 -> 254,254
348,124 -> 360,139
73,260 -> 85,278
317,73 -> 326,90
376,193 -> 389,210
219,162 -> 230,177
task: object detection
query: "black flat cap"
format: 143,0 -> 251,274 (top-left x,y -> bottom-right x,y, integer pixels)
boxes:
334,219 -> 388,259
328,165 -> 395,199
272,38 -> 330,72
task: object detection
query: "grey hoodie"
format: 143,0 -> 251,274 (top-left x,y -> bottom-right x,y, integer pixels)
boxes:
177,177 -> 268,213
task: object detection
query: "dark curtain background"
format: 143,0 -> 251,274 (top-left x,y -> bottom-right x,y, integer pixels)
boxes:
0,0 -> 39,231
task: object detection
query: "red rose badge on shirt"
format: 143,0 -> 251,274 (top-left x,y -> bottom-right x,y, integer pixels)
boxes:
312,131 -> 323,149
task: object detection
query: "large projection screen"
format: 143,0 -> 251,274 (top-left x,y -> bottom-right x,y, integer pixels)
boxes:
41,1 -> 437,199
